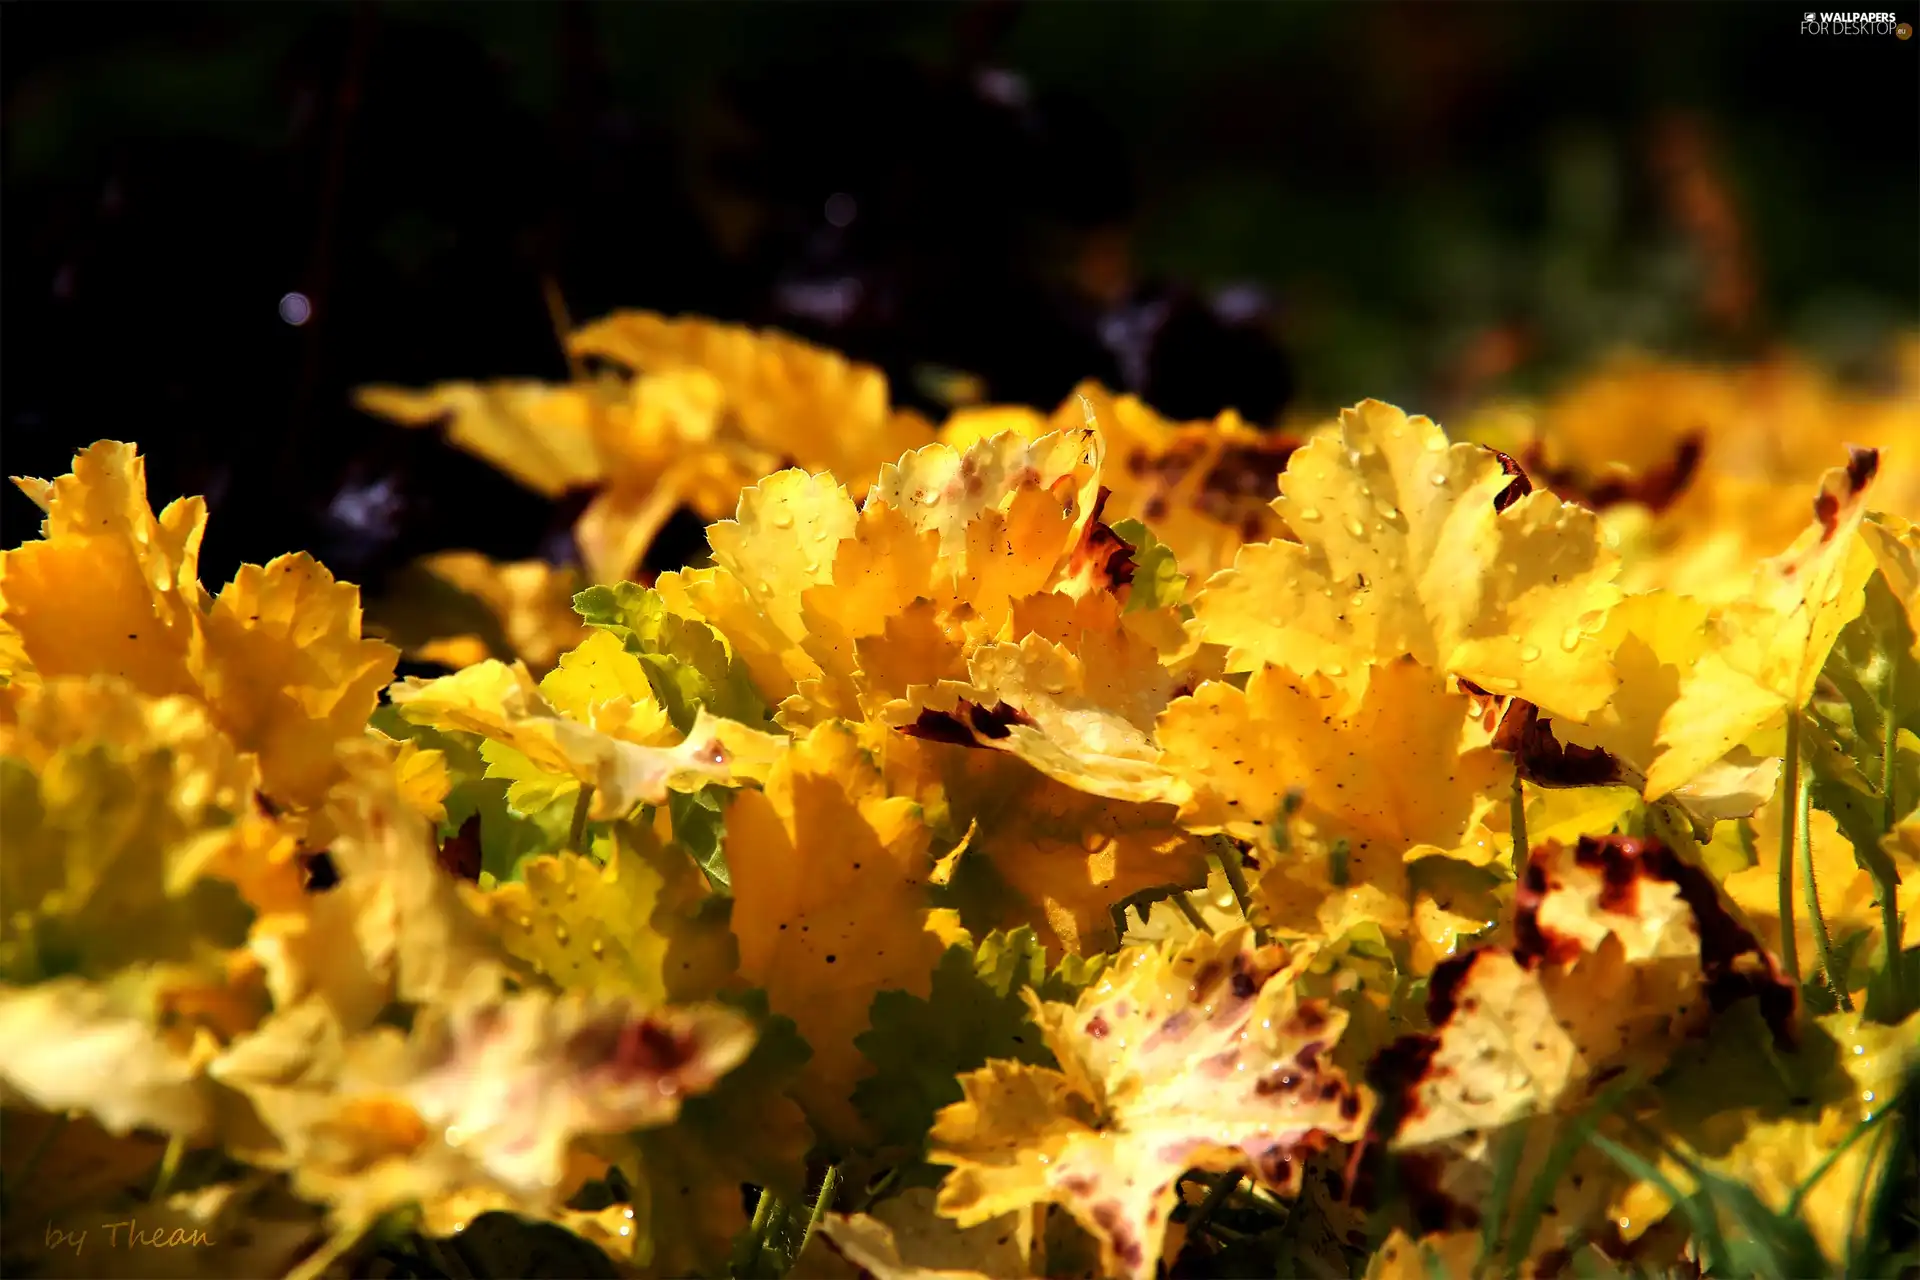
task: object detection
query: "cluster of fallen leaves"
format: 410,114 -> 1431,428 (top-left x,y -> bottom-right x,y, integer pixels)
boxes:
2,315 -> 1917,1280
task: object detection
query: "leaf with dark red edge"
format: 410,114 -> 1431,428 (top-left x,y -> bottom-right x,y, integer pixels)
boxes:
928,929 -> 1369,1280
1365,835 -> 1797,1267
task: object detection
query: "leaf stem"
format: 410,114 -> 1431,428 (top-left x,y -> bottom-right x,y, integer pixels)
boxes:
1878,662 -> 1906,1017
1212,838 -> 1264,943
1186,1172 -> 1241,1238
1509,773 -> 1530,887
732,1186 -> 779,1279
1172,892 -> 1210,931
1798,738 -> 1851,1010
150,1132 -> 187,1203
798,1165 -> 840,1260
569,785 -> 594,853
1778,711 -> 1803,985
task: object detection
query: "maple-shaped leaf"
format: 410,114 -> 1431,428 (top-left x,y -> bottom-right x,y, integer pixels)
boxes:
1607,1001 -> 1919,1267
929,928 -> 1369,1280
725,719 -> 946,1146
0,676 -> 265,984
568,310 -> 936,486
572,581 -> 769,731
882,730 -> 1209,956
1191,399 -> 1622,721
354,380 -> 606,498
1157,657 -> 1509,969
470,822 -> 736,1007
212,976 -> 757,1243
855,924 -> 1107,1156
388,657 -> 780,820
188,554 -> 399,808
1370,834 -> 1795,1264
887,625 -> 1193,807
655,468 -> 860,709
1647,449 -> 1881,800
1050,383 -> 1303,586
798,1186 -> 1042,1280
0,441 -> 210,699
369,551 -> 590,676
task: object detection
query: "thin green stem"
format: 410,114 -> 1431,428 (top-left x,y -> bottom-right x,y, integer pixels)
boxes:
732,1186 -> 779,1279
1172,892 -> 1210,932
1798,741 -> 1851,1010
1878,663 -> 1906,1017
798,1165 -> 841,1260
1186,1172 -> 1242,1238
1778,712 -> 1803,985
1510,773 -> 1530,887
569,785 -> 594,853
1213,838 -> 1264,942
149,1132 -> 187,1203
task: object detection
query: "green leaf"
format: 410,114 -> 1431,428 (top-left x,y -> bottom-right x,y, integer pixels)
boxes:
573,583 -> 770,732
1809,571 -> 1920,862
372,705 -> 570,881
1110,518 -> 1189,614
852,926 -> 1107,1154
667,786 -> 732,894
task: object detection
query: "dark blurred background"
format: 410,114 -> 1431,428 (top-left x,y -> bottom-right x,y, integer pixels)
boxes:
5,1 -> 1916,589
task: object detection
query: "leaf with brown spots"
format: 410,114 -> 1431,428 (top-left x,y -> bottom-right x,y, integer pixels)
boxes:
929,928 -> 1369,1280
1370,834 -> 1795,1264
725,720 -> 946,1146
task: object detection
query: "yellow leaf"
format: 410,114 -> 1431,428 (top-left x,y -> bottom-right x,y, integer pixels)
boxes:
800,1187 -> 1041,1279
1728,797 -> 1920,990
373,551 -> 590,675
0,676 -> 265,983
1647,449 -> 1881,799
354,380 -> 605,498
1162,659 -> 1508,860
1375,834 -> 1793,1261
1191,400 -> 1621,721
929,929 -> 1369,1280
190,555 -> 398,808
726,721 -> 945,1145
568,310 -> 936,485
389,659 -> 781,819
0,441 -> 208,698
473,824 -> 736,1006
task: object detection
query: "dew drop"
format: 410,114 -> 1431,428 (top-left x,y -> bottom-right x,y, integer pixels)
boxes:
1343,515 -> 1367,538
591,940 -> 605,958
1560,626 -> 1584,652
1324,663 -> 1346,677
1519,643 -> 1542,662
1376,502 -> 1401,521
1429,471 -> 1448,486
1044,681 -> 1067,696
770,510 -> 795,530
517,915 -> 533,931
803,560 -> 821,574
554,925 -> 571,944
913,488 -> 941,507
1297,505 -> 1322,522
